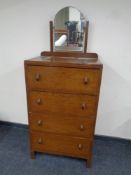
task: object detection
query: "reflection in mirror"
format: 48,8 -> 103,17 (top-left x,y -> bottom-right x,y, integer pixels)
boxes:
54,7 -> 86,52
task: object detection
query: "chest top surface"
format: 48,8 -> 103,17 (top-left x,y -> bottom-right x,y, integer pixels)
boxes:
25,56 -> 102,69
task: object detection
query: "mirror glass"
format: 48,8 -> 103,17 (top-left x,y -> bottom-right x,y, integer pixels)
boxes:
54,7 -> 86,52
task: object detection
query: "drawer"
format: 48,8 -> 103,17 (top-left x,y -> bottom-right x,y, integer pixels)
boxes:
29,113 -> 95,138
29,92 -> 97,116
31,131 -> 92,159
26,66 -> 100,94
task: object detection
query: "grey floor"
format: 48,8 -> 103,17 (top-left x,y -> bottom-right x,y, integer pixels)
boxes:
0,125 -> 131,175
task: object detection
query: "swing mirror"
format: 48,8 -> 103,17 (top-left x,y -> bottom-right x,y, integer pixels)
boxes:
53,6 -> 88,52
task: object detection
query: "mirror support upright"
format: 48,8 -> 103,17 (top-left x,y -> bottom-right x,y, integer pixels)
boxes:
50,21 -> 54,52
84,21 -> 89,53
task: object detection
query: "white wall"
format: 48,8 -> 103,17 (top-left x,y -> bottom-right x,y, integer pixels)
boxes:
0,0 -> 131,139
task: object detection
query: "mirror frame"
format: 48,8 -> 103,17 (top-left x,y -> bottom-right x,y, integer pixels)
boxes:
49,7 -> 89,53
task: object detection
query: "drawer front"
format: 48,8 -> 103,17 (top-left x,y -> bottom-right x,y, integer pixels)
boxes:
29,92 -> 97,116
29,113 -> 95,138
31,131 -> 92,158
26,66 -> 100,94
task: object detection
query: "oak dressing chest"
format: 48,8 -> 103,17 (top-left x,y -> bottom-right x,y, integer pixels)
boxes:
24,7 -> 103,168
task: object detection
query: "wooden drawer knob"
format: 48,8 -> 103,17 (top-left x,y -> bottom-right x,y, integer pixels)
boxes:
38,138 -> 43,144
83,77 -> 88,84
36,98 -> 41,105
78,144 -> 83,150
35,73 -> 40,81
37,120 -> 42,126
80,124 -> 84,131
81,103 -> 86,110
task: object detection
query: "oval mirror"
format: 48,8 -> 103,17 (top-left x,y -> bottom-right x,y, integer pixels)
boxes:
54,7 -> 87,52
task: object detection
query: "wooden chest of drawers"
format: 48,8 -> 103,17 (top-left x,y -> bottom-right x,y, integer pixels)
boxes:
24,53 -> 102,167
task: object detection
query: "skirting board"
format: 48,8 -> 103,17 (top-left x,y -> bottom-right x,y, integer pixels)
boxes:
0,120 -> 28,129
0,120 -> 131,143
